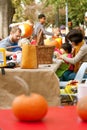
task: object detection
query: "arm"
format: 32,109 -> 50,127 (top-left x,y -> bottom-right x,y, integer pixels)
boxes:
44,30 -> 54,36
6,50 -> 15,57
42,26 -> 54,36
35,23 -> 54,36
0,44 -> 19,56
62,45 -> 87,64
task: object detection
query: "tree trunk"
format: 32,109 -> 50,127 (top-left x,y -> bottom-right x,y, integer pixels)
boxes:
0,0 -> 15,38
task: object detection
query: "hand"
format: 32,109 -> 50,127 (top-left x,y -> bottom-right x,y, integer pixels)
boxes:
56,53 -> 63,59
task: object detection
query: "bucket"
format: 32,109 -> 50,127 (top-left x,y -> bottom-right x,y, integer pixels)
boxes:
0,48 -> 6,67
77,83 -> 87,100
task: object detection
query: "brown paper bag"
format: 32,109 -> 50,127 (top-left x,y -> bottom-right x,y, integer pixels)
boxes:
21,44 -> 38,69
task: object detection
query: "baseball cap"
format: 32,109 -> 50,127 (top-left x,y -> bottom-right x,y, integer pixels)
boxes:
60,25 -> 66,30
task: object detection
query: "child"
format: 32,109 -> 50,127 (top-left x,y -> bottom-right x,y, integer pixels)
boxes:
55,43 -> 74,81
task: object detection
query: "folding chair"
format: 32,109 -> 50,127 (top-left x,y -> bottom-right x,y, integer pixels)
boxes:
59,62 -> 87,88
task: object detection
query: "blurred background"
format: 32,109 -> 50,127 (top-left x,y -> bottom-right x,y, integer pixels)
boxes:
0,0 -> 87,38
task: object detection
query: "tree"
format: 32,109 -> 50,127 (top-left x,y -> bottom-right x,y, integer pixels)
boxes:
0,0 -> 58,38
12,0 -> 35,22
68,0 -> 87,27
1,0 -> 87,38
12,0 -> 56,27
0,0 -> 15,38
41,0 -> 87,27
0,0 -> 35,38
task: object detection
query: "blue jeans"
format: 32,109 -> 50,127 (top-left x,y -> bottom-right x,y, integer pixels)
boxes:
60,70 -> 87,81
67,72 -> 76,81
60,70 -> 74,81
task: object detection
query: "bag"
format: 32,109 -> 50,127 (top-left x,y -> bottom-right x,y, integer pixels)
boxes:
21,44 -> 38,69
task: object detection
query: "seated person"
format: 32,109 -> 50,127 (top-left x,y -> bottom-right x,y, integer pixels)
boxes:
55,43 -> 74,81
57,29 -> 87,81
0,26 -> 22,57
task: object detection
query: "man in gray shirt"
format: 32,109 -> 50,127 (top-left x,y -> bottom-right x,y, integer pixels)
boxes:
0,26 -> 22,56
33,14 -> 54,44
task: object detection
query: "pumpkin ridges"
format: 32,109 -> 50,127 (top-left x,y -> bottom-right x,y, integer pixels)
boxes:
12,76 -> 48,121
12,93 -> 48,121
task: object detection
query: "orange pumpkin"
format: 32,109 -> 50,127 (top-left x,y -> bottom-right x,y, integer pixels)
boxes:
12,76 -> 48,121
55,37 -> 62,48
76,96 -> 87,121
19,23 -> 33,38
12,93 -> 48,121
44,38 -> 62,49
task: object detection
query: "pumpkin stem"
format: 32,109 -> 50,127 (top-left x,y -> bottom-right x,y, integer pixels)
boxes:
14,76 -> 30,95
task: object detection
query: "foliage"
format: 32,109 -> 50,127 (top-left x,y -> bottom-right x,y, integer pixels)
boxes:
12,0 -> 21,7
68,0 -> 87,27
41,0 -> 87,27
11,0 -> 56,27
11,0 -> 87,27
11,0 -> 35,22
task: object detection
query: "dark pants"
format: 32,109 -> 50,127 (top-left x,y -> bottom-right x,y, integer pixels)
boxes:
60,70 -> 87,81
60,70 -> 74,81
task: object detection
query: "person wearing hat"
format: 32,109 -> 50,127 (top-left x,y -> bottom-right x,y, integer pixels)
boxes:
60,25 -> 66,43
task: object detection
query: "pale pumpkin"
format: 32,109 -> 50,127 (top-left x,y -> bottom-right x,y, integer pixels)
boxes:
44,38 -> 62,49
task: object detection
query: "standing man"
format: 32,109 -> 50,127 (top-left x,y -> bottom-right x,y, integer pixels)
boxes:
33,14 -> 54,45
0,26 -> 22,56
